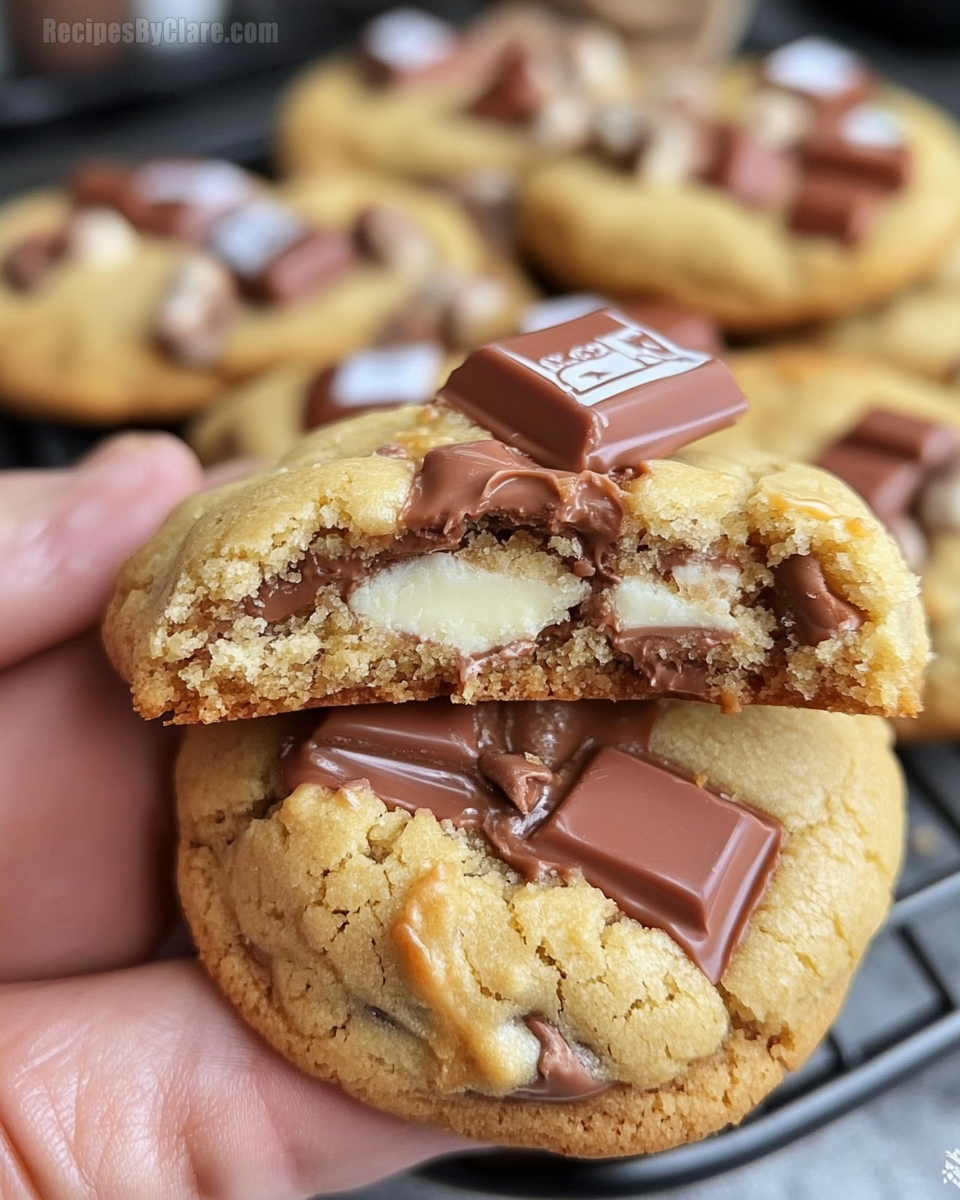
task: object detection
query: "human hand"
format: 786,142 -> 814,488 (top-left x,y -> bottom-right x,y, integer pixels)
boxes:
0,434 -> 470,1199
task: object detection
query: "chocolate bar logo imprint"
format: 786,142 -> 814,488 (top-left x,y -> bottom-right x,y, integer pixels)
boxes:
502,315 -> 711,408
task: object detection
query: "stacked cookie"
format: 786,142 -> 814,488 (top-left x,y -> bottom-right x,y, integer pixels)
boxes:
105,307 -> 923,1155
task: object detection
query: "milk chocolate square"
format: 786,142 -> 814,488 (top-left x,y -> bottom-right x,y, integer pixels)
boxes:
438,308 -> 747,473
529,747 -> 782,982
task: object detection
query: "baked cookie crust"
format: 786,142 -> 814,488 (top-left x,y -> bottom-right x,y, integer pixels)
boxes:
176,703 -> 902,1157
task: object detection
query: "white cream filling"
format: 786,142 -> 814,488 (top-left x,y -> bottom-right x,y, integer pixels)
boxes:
609,575 -> 738,633
348,553 -> 590,655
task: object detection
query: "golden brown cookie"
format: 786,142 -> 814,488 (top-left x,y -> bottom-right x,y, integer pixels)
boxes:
104,395 -> 926,723
704,346 -> 960,739
0,167 -> 513,423
819,230 -> 960,382
278,6 -> 635,187
519,63 -> 960,331
177,701 -> 903,1156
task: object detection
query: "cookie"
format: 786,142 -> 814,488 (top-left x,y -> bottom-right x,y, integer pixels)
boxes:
704,345 -> 960,739
186,293 -> 720,467
0,162 -> 515,423
518,41 -> 960,330
176,698 -> 903,1156
819,230 -> 960,382
278,6 -> 635,190
104,308 -> 926,723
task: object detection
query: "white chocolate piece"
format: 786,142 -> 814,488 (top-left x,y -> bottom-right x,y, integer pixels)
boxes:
67,207 -> 137,267
533,93 -> 592,151
748,88 -> 813,149
207,199 -> 304,278
443,275 -> 510,348
156,253 -> 238,367
840,105 -> 905,149
567,27 -> 630,103
637,115 -> 703,187
520,292 -> 606,333
764,37 -> 864,100
133,159 -> 252,211
331,342 -> 443,407
919,463 -> 960,532
608,574 -> 738,633
592,102 -> 647,164
362,7 -> 459,76
356,205 -> 437,281
348,552 -> 590,654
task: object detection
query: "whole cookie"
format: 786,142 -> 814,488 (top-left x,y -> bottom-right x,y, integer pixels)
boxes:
177,701 -> 903,1156
705,346 -> 960,739
820,230 -> 960,383
0,165 -> 511,423
519,53 -> 960,331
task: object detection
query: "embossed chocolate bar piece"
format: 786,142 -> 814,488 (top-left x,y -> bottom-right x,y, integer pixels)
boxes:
284,699 -> 782,983
438,307 -> 747,472
304,342 -> 444,429
802,105 -> 910,191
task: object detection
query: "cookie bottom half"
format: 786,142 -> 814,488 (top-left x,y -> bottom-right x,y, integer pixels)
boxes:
176,702 -> 902,1157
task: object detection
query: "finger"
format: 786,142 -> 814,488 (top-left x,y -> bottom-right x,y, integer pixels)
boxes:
0,632 -> 176,982
0,960 -> 473,1200
0,433 -> 203,671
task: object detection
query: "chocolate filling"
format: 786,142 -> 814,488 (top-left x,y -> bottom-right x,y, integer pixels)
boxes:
772,555 -> 864,646
510,1016 -> 611,1102
282,698 -> 782,985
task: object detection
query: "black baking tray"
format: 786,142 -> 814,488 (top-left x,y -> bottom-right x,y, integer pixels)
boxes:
3,0 -> 960,1194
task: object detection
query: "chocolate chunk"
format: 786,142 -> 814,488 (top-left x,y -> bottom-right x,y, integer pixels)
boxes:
478,751 -> 555,814
511,1016 -> 610,1102
402,439 -> 624,572
761,38 -> 873,113
600,626 -> 729,700
358,7 -> 462,86
817,442 -> 922,523
451,169 -> 518,253
248,232 -> 357,305
802,105 -> 910,191
155,253 -> 239,367
2,230 -> 66,291
72,159 -> 251,242
530,747 -> 781,982
469,43 -> 552,125
354,205 -> 436,280
283,699 -> 783,984
699,124 -> 796,210
772,555 -> 864,646
788,170 -> 880,245
246,554 -> 371,622
304,342 -> 444,430
437,307 -> 747,473
840,409 -> 960,470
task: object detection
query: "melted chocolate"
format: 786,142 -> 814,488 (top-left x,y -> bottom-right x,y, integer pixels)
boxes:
283,698 -> 782,984
402,440 -> 625,575
772,555 -> 864,646
438,308 -> 748,474
511,1016 -> 611,1102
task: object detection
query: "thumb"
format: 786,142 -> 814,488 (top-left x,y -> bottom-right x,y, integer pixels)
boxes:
0,433 -> 203,671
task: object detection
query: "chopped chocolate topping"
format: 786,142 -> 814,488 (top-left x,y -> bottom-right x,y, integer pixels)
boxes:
699,123 -> 796,209
358,7 -> 462,87
402,439 -> 625,574
816,408 -> 960,565
304,342 -> 443,430
772,555 -> 864,646
788,170 -> 880,245
469,43 -> 551,125
438,307 -> 747,474
2,230 -> 67,291
283,698 -> 782,984
511,1016 -> 610,1102
801,105 -> 910,190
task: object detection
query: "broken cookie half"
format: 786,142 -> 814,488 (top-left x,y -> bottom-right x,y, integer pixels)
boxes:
104,307 -> 927,722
